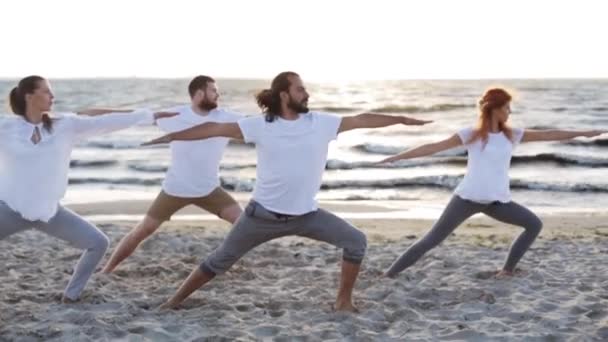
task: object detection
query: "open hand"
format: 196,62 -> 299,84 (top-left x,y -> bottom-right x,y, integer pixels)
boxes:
583,130 -> 608,138
374,155 -> 401,164
405,118 -> 433,126
153,111 -> 179,122
141,134 -> 172,146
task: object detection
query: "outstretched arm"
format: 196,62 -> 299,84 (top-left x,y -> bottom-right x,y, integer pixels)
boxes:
338,113 -> 432,133
141,122 -> 243,146
76,108 -> 133,116
71,110 -> 177,139
521,129 -> 606,143
377,134 -> 462,164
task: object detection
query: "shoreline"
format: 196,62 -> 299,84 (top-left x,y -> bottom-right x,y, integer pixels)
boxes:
67,198 -> 608,218
66,199 -> 608,242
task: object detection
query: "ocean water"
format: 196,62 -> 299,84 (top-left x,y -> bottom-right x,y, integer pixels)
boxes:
1,78 -> 607,216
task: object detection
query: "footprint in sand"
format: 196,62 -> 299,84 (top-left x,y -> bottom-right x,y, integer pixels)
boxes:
585,309 -> 607,320
596,327 -> 608,339
273,335 -> 311,342
234,288 -> 255,295
478,292 -> 496,304
536,300 -> 559,313
388,308 -> 421,322
235,303 -> 254,312
59,254 -> 80,261
127,326 -> 145,334
473,270 -> 498,280
252,325 -> 281,338
288,301 -> 307,310
268,310 -> 286,318
190,335 -> 233,342
180,256 -> 198,264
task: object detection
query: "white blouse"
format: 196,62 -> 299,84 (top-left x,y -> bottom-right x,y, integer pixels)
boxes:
0,110 -> 154,222
454,127 -> 525,203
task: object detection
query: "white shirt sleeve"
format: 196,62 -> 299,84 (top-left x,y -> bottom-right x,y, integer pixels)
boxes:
156,106 -> 185,133
237,116 -> 264,144
222,110 -> 244,123
0,116 -> 14,131
68,109 -> 155,140
155,117 -> 172,133
512,127 -> 525,145
457,127 -> 474,145
0,117 -> 16,140
314,112 -> 342,141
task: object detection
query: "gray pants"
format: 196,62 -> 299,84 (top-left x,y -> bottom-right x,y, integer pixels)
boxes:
0,201 -> 110,300
385,196 -> 543,277
201,200 -> 367,275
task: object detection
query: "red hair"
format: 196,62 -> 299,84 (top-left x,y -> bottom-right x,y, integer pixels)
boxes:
467,88 -> 514,145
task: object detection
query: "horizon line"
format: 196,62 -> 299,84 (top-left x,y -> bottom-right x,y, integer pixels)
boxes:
1,76 -> 608,82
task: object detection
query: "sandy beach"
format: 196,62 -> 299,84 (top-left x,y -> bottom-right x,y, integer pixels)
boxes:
1,200 -> 607,341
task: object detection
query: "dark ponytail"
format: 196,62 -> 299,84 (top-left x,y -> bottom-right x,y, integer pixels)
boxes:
255,88 -> 279,122
8,75 -> 53,132
9,87 -> 25,115
42,114 -> 53,132
255,71 -> 299,122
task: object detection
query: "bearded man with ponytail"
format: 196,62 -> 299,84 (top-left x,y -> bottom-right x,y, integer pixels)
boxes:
143,71 -> 432,312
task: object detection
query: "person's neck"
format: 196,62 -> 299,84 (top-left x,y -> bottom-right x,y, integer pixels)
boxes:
24,109 -> 44,124
489,119 -> 501,133
191,104 -> 210,116
278,108 -> 299,121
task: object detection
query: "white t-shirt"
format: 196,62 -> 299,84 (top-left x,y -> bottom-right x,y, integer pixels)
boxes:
238,112 -> 342,215
454,127 -> 525,203
0,110 -> 154,222
156,106 -> 241,197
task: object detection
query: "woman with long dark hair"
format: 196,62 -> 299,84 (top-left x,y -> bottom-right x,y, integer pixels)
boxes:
0,75 -> 175,302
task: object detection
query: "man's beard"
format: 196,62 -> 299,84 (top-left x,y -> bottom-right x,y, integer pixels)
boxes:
198,98 -> 218,111
287,96 -> 309,113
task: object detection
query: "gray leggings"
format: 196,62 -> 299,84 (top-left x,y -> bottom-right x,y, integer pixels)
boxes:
385,196 -> 543,277
0,201 -> 110,300
201,200 -> 367,275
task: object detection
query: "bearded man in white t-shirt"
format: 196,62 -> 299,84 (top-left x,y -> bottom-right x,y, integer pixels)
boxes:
103,75 -> 243,273
143,71 -> 432,312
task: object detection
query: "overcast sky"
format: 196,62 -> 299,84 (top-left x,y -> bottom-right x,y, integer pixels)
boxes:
1,0 -> 607,80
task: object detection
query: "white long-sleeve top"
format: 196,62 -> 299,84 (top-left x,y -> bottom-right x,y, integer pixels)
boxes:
0,109 -> 154,222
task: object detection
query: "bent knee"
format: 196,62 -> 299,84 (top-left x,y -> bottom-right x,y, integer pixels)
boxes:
523,215 -> 543,235
355,230 -> 368,250
201,253 -> 239,275
530,218 -> 543,235
343,230 -> 367,263
92,232 -> 110,252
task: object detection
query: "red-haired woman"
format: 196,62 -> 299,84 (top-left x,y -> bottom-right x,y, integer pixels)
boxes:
380,88 -> 606,278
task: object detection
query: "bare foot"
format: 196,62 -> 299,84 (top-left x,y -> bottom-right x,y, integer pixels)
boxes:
101,264 -> 116,274
158,300 -> 179,311
494,270 -> 515,279
381,272 -> 398,279
375,273 -> 395,285
333,299 -> 360,313
61,296 -> 80,304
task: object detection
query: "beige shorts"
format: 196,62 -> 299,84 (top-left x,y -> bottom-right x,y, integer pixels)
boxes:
146,188 -> 238,221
